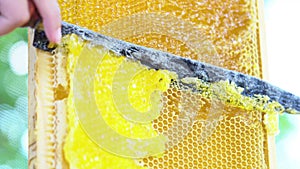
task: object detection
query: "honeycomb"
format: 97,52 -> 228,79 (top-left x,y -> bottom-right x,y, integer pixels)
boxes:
59,34 -> 277,169
58,0 -> 263,77
28,0 -> 277,169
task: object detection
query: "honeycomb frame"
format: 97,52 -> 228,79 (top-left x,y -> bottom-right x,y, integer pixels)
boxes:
28,0 -> 276,168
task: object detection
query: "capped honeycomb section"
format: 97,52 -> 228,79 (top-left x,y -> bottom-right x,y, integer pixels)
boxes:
58,0 -> 263,77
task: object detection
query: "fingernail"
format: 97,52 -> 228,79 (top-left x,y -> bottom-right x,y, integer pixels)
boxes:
53,27 -> 62,43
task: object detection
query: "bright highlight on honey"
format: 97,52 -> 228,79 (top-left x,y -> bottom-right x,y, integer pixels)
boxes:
58,33 -> 276,169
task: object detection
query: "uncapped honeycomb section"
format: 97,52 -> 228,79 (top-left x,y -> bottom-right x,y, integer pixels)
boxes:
57,33 -> 273,169
146,96 -> 267,169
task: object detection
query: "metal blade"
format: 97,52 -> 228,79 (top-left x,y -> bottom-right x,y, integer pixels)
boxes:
32,22 -> 300,114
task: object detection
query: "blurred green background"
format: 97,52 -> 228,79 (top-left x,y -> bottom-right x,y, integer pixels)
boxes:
0,28 -> 28,169
0,0 -> 300,168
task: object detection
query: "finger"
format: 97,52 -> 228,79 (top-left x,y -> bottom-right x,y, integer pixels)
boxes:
0,0 -> 31,35
33,0 -> 61,43
0,17 -> 15,35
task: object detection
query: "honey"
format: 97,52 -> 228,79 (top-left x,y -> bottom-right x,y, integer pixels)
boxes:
58,32 -> 275,169
58,0 -> 263,77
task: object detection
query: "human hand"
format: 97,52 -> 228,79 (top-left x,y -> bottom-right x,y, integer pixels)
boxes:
0,0 -> 61,43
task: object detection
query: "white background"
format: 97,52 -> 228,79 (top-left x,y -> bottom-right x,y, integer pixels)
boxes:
265,0 -> 300,168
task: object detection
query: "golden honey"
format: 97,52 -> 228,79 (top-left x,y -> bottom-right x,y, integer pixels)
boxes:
58,0 -> 263,77
58,34 -> 277,169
